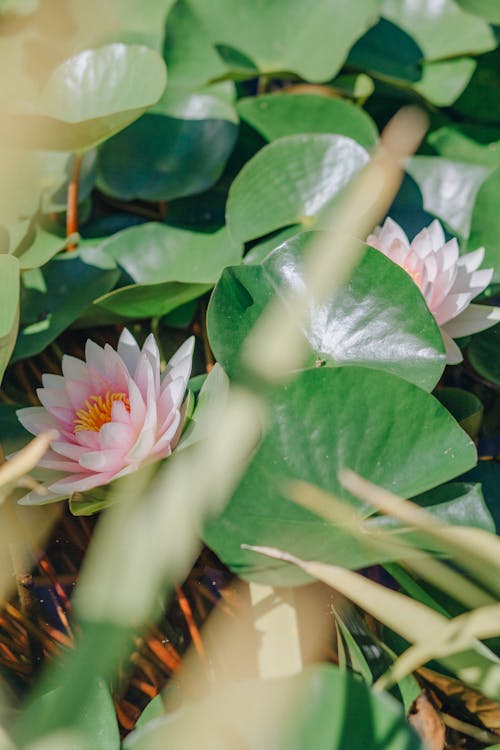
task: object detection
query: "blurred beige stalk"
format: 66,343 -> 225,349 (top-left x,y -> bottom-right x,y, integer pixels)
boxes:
0,433 -> 61,604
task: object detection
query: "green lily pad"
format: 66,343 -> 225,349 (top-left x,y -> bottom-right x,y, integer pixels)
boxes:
347,17 -> 423,83
454,50 -> 500,125
27,679 -> 119,750
413,58 -> 477,107
380,0 -> 495,60
12,247 -> 120,362
428,127 -> 500,168
204,366 -> 476,584
406,156 -> 492,239
208,234 -> 446,390
15,227 -> 75,270
237,94 -> 378,149
124,664 -> 425,750
162,0 -> 228,89
1,44 -> 167,151
96,96 -> 238,201
227,134 -> 369,244
184,0 -> 379,82
467,165 -> 500,277
455,0 -> 500,23
92,223 -> 242,319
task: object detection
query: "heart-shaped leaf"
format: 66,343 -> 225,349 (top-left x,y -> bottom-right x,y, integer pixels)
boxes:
237,94 -> 378,149
227,134 -> 369,244
185,0 -> 379,82
208,234 -> 446,390
204,366 -> 476,584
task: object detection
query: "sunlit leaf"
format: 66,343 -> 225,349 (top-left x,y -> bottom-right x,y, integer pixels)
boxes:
227,134 -> 369,244
185,0 -> 379,82
204,367 -> 476,584
237,93 -> 378,149
0,44 -> 167,151
208,236 -> 446,389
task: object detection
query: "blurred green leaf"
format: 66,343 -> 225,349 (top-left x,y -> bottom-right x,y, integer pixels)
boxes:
237,94 -> 378,149
204,367 -> 476,584
347,17 -> 423,83
227,134 -> 369,244
467,323 -> 500,385
413,57 -> 476,106
37,150 -> 97,213
0,255 -> 20,383
455,0 -> 500,23
380,0 -> 496,59
12,247 -> 120,362
163,0 -> 228,88
0,404 -> 30,454
435,388 -> 483,439
178,364 -> 230,451
184,0 -> 379,82
428,126 -> 500,168
1,44 -> 167,151
15,228 -> 74,270
124,664 -> 424,750
454,50 -> 500,125
208,236 -> 446,390
28,680 -> 120,750
468,165 -> 500,277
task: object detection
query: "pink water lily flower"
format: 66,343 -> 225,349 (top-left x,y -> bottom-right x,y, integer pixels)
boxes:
17,330 -> 194,504
367,217 -> 499,363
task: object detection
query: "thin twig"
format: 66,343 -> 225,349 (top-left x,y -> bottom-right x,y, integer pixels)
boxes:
66,153 -> 83,251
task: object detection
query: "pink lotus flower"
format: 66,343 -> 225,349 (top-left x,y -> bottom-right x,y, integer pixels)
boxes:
367,217 -> 499,363
16,330 -> 194,503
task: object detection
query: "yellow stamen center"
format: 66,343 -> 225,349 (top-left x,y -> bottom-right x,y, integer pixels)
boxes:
74,391 -> 130,433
